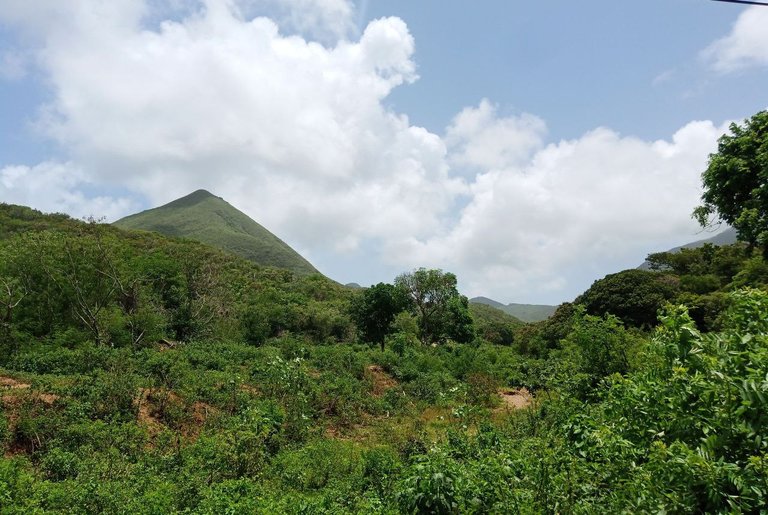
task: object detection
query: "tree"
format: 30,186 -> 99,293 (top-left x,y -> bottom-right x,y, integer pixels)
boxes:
576,269 -> 679,329
350,282 -> 411,350
562,309 -> 633,387
394,268 -> 474,345
0,276 -> 26,347
694,110 -> 768,256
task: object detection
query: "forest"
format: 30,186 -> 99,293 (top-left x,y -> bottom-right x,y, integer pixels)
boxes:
0,112 -> 766,513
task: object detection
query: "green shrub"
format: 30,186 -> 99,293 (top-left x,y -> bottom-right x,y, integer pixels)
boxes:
360,446 -> 401,499
465,373 -> 498,408
397,454 -> 461,515
272,439 -> 361,491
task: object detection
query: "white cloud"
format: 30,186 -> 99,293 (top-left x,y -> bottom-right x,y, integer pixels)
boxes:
651,69 -> 675,87
0,162 -> 136,220
702,6 -> 768,73
0,0 -> 734,303
397,116 -> 728,302
446,100 -> 546,172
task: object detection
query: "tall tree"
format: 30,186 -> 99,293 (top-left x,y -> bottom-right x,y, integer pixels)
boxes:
394,268 -> 474,345
350,282 -> 411,350
694,110 -> 768,256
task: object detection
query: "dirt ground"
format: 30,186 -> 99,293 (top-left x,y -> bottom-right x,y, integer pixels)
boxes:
366,364 -> 398,397
496,387 -> 533,410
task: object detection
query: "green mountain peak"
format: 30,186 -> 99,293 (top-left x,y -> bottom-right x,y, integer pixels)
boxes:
114,190 -> 319,276
163,189 -> 219,208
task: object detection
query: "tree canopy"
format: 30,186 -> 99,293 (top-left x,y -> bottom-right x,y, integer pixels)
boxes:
394,268 -> 474,345
694,110 -> 768,255
576,269 -> 679,328
350,282 -> 411,349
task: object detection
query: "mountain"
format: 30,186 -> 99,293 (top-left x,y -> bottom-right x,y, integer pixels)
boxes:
638,227 -> 738,270
114,189 -> 319,276
469,296 -> 557,323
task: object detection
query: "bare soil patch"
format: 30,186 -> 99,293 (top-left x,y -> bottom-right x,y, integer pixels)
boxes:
366,365 -> 398,397
1,375 -> 59,405
135,388 -> 217,440
0,375 -> 31,389
136,388 -> 163,433
496,387 -> 533,411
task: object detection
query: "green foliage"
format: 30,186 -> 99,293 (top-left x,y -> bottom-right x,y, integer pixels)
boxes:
552,309 -> 639,399
566,289 -> 768,512
2,202 -> 768,513
0,210 -> 353,348
0,458 -> 38,511
694,110 -> 768,255
351,282 -> 411,349
361,446 -> 401,498
465,373 -> 498,407
395,269 -> 474,345
643,241 -> 768,330
397,454 -> 461,514
577,269 -> 679,328
514,302 -> 576,357
272,439 -> 360,490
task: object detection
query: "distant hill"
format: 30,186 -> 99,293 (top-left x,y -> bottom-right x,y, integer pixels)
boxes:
114,189 -> 319,276
469,302 -> 524,345
469,303 -> 524,327
638,227 -> 738,270
469,296 -> 556,323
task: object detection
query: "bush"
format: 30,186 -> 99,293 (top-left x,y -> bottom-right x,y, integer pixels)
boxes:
360,447 -> 401,498
465,373 -> 498,408
397,454 -> 461,515
272,439 -> 361,491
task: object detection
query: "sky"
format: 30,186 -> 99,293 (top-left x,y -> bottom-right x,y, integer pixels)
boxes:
1,0 -> 767,305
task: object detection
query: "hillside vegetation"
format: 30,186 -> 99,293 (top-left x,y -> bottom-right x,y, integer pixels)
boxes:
0,201 -> 766,513
0,111 -> 766,513
114,189 -> 319,276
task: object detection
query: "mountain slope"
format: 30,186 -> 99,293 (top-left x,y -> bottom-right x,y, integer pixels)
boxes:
469,296 -> 556,323
114,189 -> 319,275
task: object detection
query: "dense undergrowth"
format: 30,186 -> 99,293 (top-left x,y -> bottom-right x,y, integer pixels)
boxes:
0,203 -> 766,513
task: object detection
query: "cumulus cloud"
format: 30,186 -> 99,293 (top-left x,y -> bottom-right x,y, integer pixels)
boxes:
446,100 -> 546,172
400,113 -> 728,302
702,6 -> 768,73
0,0 -> 732,303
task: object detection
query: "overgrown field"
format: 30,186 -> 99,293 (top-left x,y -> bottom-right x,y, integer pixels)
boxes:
0,204 -> 767,513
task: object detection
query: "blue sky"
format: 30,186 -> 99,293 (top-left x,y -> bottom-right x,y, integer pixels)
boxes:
0,0 -> 767,304
364,0 -> 767,140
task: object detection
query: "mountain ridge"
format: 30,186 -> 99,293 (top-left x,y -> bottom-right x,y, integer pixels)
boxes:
469,296 -> 557,323
638,227 -> 738,270
114,190 -> 319,276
